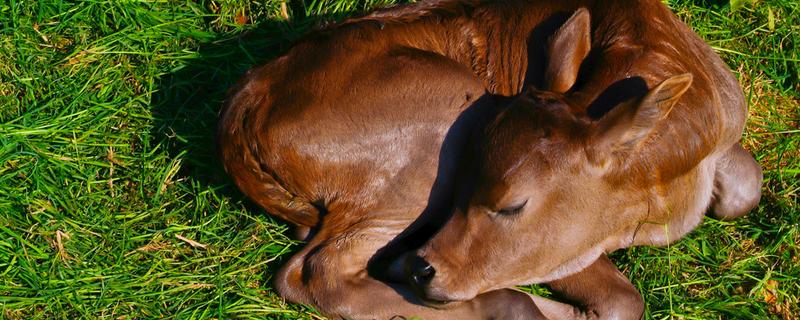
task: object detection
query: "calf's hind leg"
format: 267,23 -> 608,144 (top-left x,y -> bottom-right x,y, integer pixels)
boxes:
711,143 -> 762,220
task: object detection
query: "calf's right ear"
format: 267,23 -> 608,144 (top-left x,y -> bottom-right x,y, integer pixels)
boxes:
543,8 -> 591,94
588,73 -> 694,162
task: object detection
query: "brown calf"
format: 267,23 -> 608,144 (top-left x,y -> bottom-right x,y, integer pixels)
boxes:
217,0 -> 762,319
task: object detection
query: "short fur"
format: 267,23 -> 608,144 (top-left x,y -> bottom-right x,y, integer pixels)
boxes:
218,0 -> 762,318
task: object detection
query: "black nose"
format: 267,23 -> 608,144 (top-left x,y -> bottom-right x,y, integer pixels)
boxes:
407,256 -> 436,287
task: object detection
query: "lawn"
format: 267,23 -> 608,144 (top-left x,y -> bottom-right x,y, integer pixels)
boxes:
0,0 -> 797,319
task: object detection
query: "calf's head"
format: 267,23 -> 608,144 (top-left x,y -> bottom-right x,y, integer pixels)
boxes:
407,9 -> 693,304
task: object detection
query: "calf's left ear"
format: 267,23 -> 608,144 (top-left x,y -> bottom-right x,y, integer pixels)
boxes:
588,73 -> 693,160
544,8 -> 591,94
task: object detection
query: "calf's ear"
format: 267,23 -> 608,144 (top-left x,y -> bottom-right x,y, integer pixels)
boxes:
544,8 -> 591,94
588,73 -> 693,161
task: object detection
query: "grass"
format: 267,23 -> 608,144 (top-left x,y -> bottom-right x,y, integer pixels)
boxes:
0,0 -> 797,319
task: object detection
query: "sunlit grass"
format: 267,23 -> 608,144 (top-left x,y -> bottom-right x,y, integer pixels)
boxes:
0,0 -> 797,319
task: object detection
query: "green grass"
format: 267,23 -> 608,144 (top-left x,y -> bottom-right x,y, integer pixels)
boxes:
0,0 -> 797,319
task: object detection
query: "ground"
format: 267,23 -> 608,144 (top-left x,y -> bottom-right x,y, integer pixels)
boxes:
0,0 -> 797,319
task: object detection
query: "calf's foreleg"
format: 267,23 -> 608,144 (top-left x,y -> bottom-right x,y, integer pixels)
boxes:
276,233 -> 544,320
531,255 -> 644,320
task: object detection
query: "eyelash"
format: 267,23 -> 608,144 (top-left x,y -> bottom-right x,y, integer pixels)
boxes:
497,200 -> 528,216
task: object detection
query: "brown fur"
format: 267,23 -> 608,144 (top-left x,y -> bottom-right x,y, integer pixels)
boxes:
218,0 -> 762,319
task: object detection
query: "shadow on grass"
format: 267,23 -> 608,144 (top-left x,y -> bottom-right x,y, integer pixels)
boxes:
148,16 -> 325,282
151,20 -> 290,204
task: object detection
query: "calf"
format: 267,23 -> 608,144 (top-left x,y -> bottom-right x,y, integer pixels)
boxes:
217,0 -> 761,319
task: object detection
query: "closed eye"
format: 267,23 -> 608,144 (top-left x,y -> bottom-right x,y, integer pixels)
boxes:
497,199 -> 528,216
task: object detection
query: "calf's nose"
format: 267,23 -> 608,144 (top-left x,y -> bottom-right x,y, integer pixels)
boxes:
407,255 -> 436,287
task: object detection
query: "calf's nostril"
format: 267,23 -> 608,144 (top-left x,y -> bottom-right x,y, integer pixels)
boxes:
408,256 -> 435,286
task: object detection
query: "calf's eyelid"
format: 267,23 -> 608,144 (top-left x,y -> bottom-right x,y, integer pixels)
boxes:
497,199 -> 529,216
